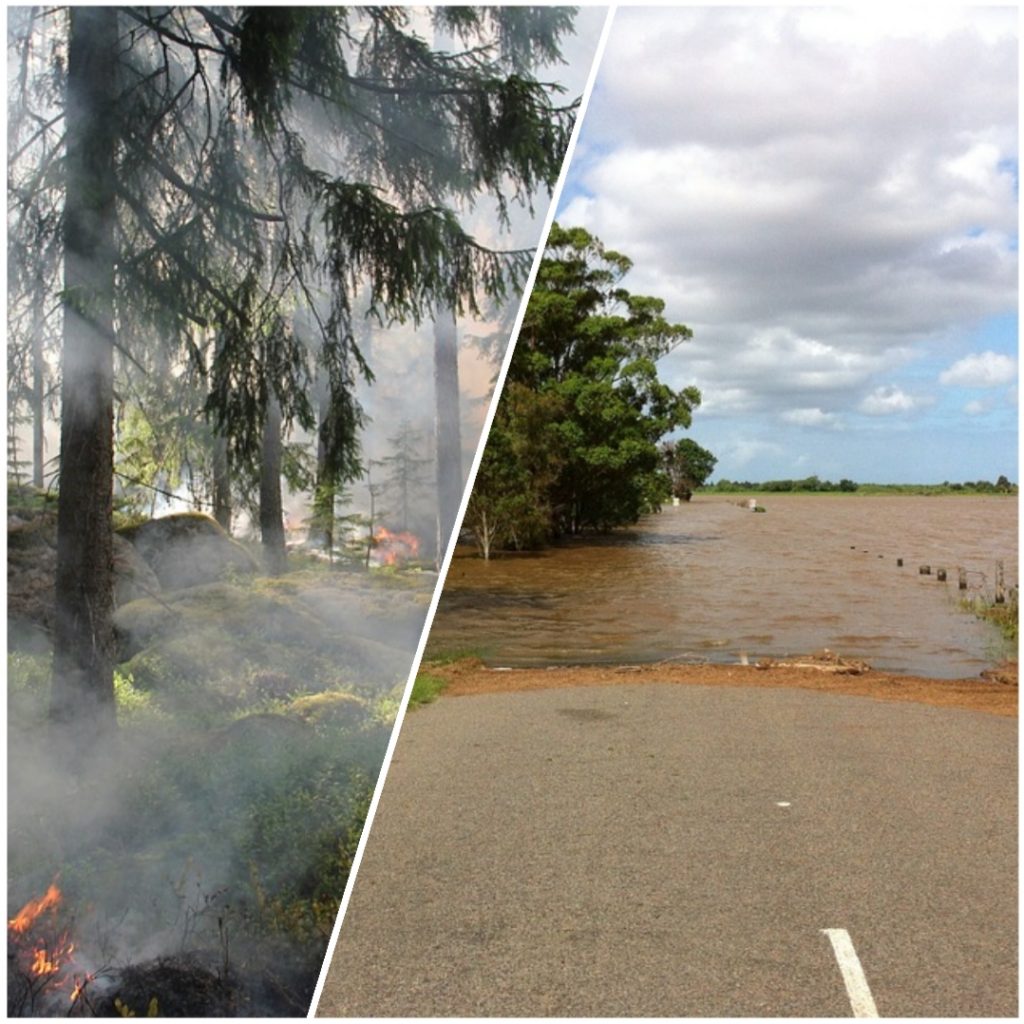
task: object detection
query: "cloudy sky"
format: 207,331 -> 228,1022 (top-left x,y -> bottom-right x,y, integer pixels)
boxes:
558,6 -> 1017,483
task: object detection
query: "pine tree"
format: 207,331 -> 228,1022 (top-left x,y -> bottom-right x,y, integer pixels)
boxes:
50,6 -> 119,742
12,7 -> 581,742
382,420 -> 432,533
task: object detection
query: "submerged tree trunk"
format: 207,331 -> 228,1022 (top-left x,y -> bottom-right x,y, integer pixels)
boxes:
50,6 -> 119,743
212,432 -> 232,532
434,310 -> 462,561
260,396 -> 287,575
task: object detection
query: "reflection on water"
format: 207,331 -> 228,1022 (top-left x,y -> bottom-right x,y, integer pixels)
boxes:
430,496 -> 1018,679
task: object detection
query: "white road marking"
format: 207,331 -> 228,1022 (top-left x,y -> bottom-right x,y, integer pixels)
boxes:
776,801 -> 791,807
822,928 -> 880,1018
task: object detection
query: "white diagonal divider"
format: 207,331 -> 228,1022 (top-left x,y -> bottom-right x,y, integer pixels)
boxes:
307,7 -> 620,1016
822,927 -> 880,1018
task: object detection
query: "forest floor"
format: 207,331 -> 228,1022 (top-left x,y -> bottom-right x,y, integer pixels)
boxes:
423,655 -> 1018,717
8,553 -> 433,1017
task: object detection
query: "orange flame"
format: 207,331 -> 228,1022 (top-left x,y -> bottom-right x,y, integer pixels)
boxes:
70,973 -> 94,1004
373,527 -> 420,566
9,882 -> 62,934
9,879 -> 81,993
31,944 -> 67,977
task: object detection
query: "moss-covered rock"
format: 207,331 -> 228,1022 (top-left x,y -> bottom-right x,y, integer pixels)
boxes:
287,691 -> 371,730
113,573 -> 427,705
8,496 -> 161,639
216,711 -> 313,749
118,512 -> 259,590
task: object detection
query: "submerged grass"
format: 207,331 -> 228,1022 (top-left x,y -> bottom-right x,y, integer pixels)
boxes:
961,592 -> 1019,648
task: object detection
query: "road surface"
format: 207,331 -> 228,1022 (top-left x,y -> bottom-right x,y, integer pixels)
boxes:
317,683 -> 1017,1017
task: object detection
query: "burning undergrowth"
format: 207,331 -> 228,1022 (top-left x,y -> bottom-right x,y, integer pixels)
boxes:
8,562 -> 431,1016
370,527 -> 421,568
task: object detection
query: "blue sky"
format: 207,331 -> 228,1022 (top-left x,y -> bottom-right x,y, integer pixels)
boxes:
557,6 -> 1018,484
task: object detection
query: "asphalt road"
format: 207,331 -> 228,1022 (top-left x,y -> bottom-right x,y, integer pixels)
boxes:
316,684 -> 1017,1017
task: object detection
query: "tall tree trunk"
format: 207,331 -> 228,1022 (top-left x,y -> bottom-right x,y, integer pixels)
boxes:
212,432 -> 232,532
308,388 -> 334,553
210,330 -> 232,531
260,396 -> 287,575
31,306 -> 45,489
434,310 -> 462,561
50,6 -> 119,744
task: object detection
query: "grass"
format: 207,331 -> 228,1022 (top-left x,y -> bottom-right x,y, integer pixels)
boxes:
408,646 -> 490,709
408,672 -> 449,708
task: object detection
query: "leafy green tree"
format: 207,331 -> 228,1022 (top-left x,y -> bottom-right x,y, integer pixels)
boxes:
662,438 -> 717,501
11,7 -> 581,745
466,383 -> 563,557
480,223 -> 700,541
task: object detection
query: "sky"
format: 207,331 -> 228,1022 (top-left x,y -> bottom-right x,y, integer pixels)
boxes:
557,5 -> 1018,484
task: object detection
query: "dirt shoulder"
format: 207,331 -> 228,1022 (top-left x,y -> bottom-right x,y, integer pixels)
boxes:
428,656 -> 1018,717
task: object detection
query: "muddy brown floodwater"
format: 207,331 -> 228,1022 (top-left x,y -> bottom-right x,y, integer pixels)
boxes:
430,495 -> 1018,679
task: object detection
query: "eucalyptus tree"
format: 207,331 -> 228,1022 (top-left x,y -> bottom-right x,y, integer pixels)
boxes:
661,438 -> 718,501
10,5 -> 580,746
471,223 -> 701,547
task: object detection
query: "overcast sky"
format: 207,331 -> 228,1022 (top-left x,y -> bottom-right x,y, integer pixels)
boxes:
558,6 -> 1017,483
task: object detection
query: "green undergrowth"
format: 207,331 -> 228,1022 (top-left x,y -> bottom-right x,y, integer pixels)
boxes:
7,564 -> 428,996
8,645 -> 392,970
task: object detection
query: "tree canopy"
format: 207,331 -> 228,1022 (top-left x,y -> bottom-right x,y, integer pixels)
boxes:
662,438 -> 717,501
7,5 -> 583,741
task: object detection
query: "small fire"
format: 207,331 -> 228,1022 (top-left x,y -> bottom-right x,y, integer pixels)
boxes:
30,943 -> 69,977
373,527 -> 420,566
8,882 -> 61,935
8,878 -> 91,1012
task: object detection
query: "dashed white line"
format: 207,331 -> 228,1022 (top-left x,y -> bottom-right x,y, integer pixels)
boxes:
822,928 -> 880,1018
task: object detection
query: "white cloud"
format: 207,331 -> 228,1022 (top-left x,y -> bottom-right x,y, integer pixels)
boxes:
718,438 -> 785,469
859,385 -> 932,416
782,407 -> 843,429
560,6 -> 1017,469
963,399 -> 989,416
939,350 -> 1017,388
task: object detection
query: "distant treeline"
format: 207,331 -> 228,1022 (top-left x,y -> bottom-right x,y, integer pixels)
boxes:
704,475 -> 1017,495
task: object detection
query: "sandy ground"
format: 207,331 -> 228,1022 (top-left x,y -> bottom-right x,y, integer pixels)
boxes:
428,655 -> 1018,717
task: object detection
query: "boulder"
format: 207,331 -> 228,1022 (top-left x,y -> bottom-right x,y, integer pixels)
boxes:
114,579 -> 417,691
112,534 -> 162,605
7,503 -> 163,639
118,513 -> 259,590
287,690 -> 371,729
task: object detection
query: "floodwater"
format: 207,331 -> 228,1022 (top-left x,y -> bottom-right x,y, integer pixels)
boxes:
430,496 -> 1018,679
